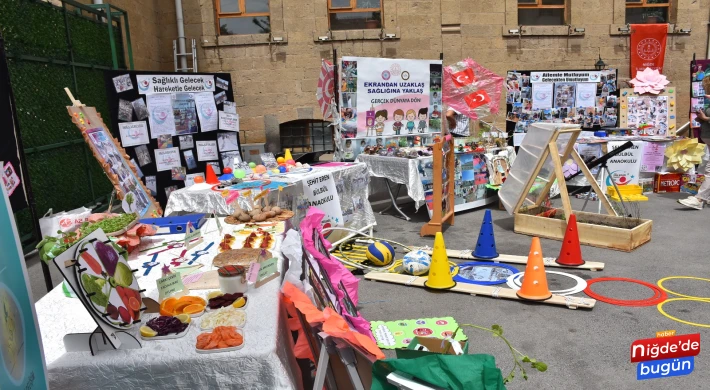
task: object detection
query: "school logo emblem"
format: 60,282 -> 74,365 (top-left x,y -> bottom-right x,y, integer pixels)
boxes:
637,38 -> 662,61
204,78 -> 214,89
381,70 -> 391,80
401,71 -> 410,80
390,63 -> 402,76
138,79 -> 151,91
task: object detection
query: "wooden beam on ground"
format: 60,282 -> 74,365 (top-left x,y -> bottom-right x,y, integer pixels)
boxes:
364,273 -> 596,309
418,248 -> 604,271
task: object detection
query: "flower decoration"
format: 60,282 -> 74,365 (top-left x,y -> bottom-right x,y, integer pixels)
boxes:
629,68 -> 670,95
664,138 -> 706,171
562,159 -> 579,178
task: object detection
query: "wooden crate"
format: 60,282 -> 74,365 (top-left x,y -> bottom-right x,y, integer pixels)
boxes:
514,207 -> 652,252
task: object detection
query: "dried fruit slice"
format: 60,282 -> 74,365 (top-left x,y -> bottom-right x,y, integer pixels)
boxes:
128,296 -> 141,311
183,304 -> 205,315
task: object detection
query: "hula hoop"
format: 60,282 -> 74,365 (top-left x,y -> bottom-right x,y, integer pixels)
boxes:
584,277 -> 667,307
506,271 -> 587,296
657,298 -> 710,328
657,276 -> 710,300
453,262 -> 518,286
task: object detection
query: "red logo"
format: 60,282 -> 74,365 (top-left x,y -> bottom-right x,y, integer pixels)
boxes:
637,38 -> 662,61
631,333 -> 701,363
59,218 -> 73,229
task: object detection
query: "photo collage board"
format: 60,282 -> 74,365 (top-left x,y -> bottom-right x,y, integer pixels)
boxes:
505,69 -> 619,143
339,57 -> 443,161
103,71 -> 242,207
690,59 -> 710,133
618,87 -> 677,136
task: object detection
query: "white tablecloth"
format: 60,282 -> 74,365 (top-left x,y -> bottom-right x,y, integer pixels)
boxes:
35,218 -> 301,389
355,154 -> 428,210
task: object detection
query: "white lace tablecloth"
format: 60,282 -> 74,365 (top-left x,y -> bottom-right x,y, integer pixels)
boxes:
35,218 -> 301,390
355,154 -> 428,210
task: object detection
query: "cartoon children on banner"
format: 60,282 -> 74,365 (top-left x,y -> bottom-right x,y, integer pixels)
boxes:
417,108 -> 428,133
392,109 -> 404,135
375,110 -> 387,136
406,109 -> 416,134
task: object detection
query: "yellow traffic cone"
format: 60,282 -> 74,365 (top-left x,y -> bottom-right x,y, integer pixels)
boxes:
284,148 -> 293,161
424,232 -> 456,290
516,237 -> 552,301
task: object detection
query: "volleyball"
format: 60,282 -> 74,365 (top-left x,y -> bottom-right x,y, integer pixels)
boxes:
365,241 -> 395,266
403,250 -> 431,276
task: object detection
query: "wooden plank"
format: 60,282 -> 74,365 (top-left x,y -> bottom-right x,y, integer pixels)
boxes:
570,149 -> 616,216
363,273 -> 596,309
418,248 -> 604,271
548,140 -> 573,221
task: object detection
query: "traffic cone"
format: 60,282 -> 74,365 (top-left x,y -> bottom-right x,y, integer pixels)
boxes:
473,209 -> 499,259
424,232 -> 456,290
284,148 -> 293,161
205,164 -> 219,184
555,214 -> 586,266
516,237 -> 552,301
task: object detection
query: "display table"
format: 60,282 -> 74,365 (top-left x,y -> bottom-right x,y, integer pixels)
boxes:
357,152 -> 500,218
164,163 -> 375,242
35,218 -> 301,390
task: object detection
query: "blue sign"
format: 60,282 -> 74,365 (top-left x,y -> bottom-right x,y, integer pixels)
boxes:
637,357 -> 694,380
0,186 -> 48,389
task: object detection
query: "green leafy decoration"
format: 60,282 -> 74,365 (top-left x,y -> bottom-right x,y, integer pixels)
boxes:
460,323 -> 548,384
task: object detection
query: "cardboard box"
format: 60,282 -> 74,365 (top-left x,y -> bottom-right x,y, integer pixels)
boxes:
653,173 -> 682,193
396,336 -> 469,360
681,174 -> 706,195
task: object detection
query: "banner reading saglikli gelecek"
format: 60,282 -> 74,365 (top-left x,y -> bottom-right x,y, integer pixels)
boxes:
630,24 -> 668,78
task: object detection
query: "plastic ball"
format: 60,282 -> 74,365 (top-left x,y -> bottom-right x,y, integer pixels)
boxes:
234,169 -> 246,179
255,165 -> 267,173
286,159 -> 296,165
279,166 -> 287,173
272,168 -> 280,174
277,157 -> 285,164
403,250 -> 432,276
296,162 -> 303,168
248,162 -> 257,168
223,167 -> 233,174
194,176 -> 205,184
366,241 -> 395,266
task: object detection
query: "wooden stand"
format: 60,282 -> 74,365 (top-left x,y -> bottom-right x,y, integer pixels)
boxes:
420,136 -> 455,236
506,125 -> 652,251
364,273 -> 596,309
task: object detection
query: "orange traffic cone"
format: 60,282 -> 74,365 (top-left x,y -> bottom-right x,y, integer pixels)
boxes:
555,214 -> 585,266
205,164 -> 219,184
516,237 -> 552,301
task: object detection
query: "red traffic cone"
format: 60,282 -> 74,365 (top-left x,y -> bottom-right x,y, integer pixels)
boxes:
555,214 -> 585,266
205,164 -> 219,184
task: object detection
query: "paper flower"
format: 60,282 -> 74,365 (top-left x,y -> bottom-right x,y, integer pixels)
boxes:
664,139 -> 706,171
629,68 -> 670,95
562,159 -> 579,178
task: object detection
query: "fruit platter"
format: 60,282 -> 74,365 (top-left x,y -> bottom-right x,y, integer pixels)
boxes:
196,326 -> 244,353
73,231 -> 144,329
159,295 -> 207,318
139,314 -> 192,340
207,291 -> 248,310
200,307 -> 247,330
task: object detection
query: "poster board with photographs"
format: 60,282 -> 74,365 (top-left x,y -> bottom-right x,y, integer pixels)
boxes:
339,56 -> 443,160
103,71 -> 241,208
689,59 -> 710,134
618,88 -> 676,135
66,105 -> 162,218
505,69 -> 619,145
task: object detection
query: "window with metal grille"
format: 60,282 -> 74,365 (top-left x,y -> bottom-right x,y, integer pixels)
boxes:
279,120 -> 333,153
626,0 -> 670,24
518,0 -> 566,26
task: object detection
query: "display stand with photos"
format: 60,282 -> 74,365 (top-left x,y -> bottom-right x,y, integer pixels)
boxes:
420,136 -> 455,237
52,229 -> 147,354
690,57 -> 710,135
618,87 -> 677,135
499,123 -> 653,252
505,69 -> 619,145
102,70 -> 241,208
65,89 -> 162,218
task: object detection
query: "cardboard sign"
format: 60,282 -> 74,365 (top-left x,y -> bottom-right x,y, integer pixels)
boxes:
255,257 -> 279,287
184,222 -> 202,248
302,172 -> 344,226
157,272 -> 186,302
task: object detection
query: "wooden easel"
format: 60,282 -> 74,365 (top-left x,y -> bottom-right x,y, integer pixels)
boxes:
512,127 -> 615,221
420,135 -> 455,236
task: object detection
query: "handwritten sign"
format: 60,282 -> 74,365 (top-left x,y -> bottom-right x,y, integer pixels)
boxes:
184,222 -> 202,248
218,111 -> 239,131
255,257 -> 279,287
246,262 -> 261,283
302,172 -> 344,226
157,272 -> 186,302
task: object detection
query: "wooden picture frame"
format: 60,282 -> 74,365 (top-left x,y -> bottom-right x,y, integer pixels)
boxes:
619,87 -> 677,135
65,90 -> 162,217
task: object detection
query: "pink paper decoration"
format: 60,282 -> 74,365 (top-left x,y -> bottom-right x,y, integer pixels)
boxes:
442,58 -> 504,120
629,67 -> 670,95
317,59 -> 335,119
